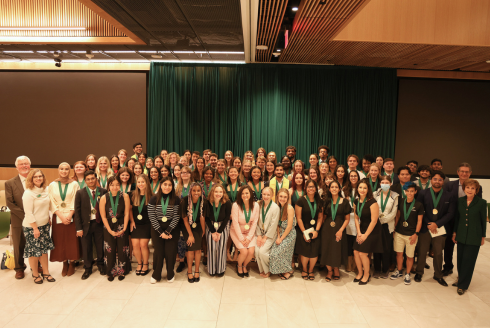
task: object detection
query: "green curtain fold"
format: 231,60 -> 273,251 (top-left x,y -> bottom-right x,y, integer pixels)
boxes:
148,63 -> 398,165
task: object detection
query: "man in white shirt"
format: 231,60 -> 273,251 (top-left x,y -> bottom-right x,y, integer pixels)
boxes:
318,145 -> 329,164
5,156 -> 31,279
347,154 -> 366,179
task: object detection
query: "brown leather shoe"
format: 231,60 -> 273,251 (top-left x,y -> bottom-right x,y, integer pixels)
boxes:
67,261 -> 76,276
62,262 -> 69,277
15,270 -> 25,279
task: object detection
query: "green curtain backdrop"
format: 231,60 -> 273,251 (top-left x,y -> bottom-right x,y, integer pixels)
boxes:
148,63 -> 398,166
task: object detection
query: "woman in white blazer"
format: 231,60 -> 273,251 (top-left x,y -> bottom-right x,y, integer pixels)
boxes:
255,187 -> 280,277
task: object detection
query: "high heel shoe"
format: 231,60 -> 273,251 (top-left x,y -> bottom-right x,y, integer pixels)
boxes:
136,263 -> 142,276
353,275 -> 363,283
140,263 -> 150,276
359,275 -> 371,285
236,264 -> 244,278
187,272 -> 195,283
194,271 -> 200,282
243,265 -> 249,277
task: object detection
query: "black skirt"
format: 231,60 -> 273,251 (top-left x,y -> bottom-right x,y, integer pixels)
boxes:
131,222 -> 151,239
182,220 -> 204,252
320,218 -> 348,267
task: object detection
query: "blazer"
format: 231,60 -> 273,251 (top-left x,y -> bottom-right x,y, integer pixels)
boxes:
416,188 -> 456,233
256,201 -> 280,240
373,189 -> 399,233
5,175 -> 25,228
454,196 -> 487,246
444,179 -> 483,199
74,186 -> 107,234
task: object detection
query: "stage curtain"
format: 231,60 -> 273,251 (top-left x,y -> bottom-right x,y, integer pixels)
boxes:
148,63 -> 398,165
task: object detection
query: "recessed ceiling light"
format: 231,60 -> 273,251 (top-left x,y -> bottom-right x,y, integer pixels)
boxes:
277,49 -> 281,52
292,7 -> 298,11
256,45 -> 268,50
103,51 -> 136,53
0,26 -> 85,30
151,54 -> 163,58
2,50 -> 33,53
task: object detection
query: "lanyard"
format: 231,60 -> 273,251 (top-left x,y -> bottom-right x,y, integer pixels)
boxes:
356,197 -> 367,218
403,199 -> 416,222
137,195 -> 146,215
160,196 -> 169,216
218,173 -> 227,184
306,196 -> 317,218
204,182 -> 213,198
120,184 -> 130,193
192,199 -> 200,223
252,182 -> 262,199
213,202 -> 222,222
380,191 -> 391,213
151,181 -> 160,194
261,201 -> 272,223
330,196 -> 340,221
108,192 -> 120,217
229,181 -> 238,202
77,179 -> 86,189
369,178 -> 378,191
86,187 -> 99,208
243,204 -> 251,224
430,187 -> 443,209
58,181 -> 68,202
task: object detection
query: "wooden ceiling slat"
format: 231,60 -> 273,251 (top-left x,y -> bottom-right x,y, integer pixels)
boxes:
255,0 -> 287,62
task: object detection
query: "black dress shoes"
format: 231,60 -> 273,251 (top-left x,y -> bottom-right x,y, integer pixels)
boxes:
414,274 -> 422,282
98,265 -> 106,275
81,269 -> 92,280
452,279 -> 458,287
176,262 -> 186,273
442,269 -> 453,276
433,277 -> 448,287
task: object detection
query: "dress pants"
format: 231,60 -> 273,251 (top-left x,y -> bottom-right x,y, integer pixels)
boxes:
81,220 -> 104,269
255,237 -> 275,274
373,224 -> 393,273
457,243 -> 480,290
443,222 -> 455,271
11,226 -> 26,271
151,228 -> 179,281
416,232 -> 446,278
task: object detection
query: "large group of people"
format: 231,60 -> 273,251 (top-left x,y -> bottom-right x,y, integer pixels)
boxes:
4,143 -> 487,296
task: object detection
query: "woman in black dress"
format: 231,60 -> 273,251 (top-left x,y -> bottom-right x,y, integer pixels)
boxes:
99,176 -> 131,281
247,166 -> 265,201
129,174 -> 153,276
353,181 -> 382,285
181,182 -> 206,283
320,181 -> 352,281
295,179 -> 324,280
192,157 -> 205,183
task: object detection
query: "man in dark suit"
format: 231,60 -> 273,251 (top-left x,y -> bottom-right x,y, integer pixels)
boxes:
391,166 -> 420,198
382,158 -> 399,185
5,156 -> 32,279
441,162 -> 483,276
75,170 -> 107,280
414,171 -> 456,286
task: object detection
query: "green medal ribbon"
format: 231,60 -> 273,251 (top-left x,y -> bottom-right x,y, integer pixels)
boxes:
252,182 -> 262,200
294,190 -> 303,201
420,180 -> 429,190
229,182 -> 238,202
138,195 -> 146,215
430,187 -> 443,210
121,162 -> 126,167
58,181 -> 69,202
213,202 -> 222,222
77,179 -> 86,189
192,199 -> 201,224
108,191 -> 120,218
306,197 -> 317,219
261,201 -> 272,223
356,197 -> 367,218
350,190 -> 356,206
218,173 -> 227,184
86,187 -> 99,209
278,206 -> 285,226
369,178 -> 378,191
120,184 -> 130,193
401,188 -> 406,199
182,185 -> 190,198
151,181 -> 160,194
276,179 -> 283,191
243,204 -> 252,224
204,182 -> 213,198
403,199 -> 416,223
160,196 -> 169,217
330,196 -> 340,222
100,175 -> 107,188
380,190 -> 391,213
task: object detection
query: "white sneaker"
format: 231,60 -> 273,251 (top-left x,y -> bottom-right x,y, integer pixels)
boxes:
404,274 -> 411,285
167,276 -> 175,283
150,277 -> 157,284
390,269 -> 403,280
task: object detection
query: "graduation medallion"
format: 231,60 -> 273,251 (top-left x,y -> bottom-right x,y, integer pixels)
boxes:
137,214 -> 143,220
403,221 -> 408,227
330,221 -> 336,227
244,224 -> 250,230
214,222 -> 219,229
192,223 -> 197,228
433,209 -> 438,215
310,220 -> 316,225
162,216 -> 167,222
60,202 -> 66,208
91,209 -> 97,215
112,217 -> 117,223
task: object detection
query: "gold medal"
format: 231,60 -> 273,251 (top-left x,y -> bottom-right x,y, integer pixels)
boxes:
91,209 -> 97,215
112,217 -> 117,223
403,221 -> 408,227
330,221 -> 336,227
137,214 -> 142,220
214,222 -> 219,229
244,224 -> 250,230
60,202 -> 66,208
310,220 -> 316,225
192,223 -> 197,228
433,209 -> 438,215
162,216 -> 167,222
380,213 -> 384,219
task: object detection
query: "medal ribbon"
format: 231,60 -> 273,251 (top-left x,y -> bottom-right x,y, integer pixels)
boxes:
420,180 -> 429,190
261,201 -> 272,224
192,199 -> 201,223
58,181 -> 68,202
100,175 -> 107,188
430,187 -> 443,210
294,190 -> 303,201
120,184 -> 130,193
77,179 -> 86,189
86,187 -> 99,209
213,202 -> 222,222
229,182 -> 238,202
218,173 -> 227,184
356,197 -> 367,218
403,199 -> 416,223
151,181 -> 160,194
369,178 -> 378,191
182,185 -> 190,198
380,190 -> 391,213
204,182 -> 213,198
252,182 -> 262,200
160,196 -> 169,217
306,197 -> 317,219
109,191 -> 120,218
243,204 -> 252,224
138,195 -> 146,215
330,196 -> 340,222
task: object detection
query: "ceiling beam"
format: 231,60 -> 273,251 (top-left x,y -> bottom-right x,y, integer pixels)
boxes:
241,0 -> 259,63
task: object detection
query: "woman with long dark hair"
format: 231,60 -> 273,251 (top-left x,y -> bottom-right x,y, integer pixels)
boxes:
191,157 -> 205,183
247,166 -> 265,201
342,169 -> 360,272
264,160 -> 276,182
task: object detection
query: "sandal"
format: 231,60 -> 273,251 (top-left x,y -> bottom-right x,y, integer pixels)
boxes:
301,271 -> 308,280
325,270 -> 332,282
141,263 -> 150,276
44,274 -> 56,283
136,263 -> 143,276
281,271 -> 293,280
194,271 -> 200,283
332,275 -> 340,280
187,272 -> 195,283
308,271 -> 315,281
32,274 -> 43,284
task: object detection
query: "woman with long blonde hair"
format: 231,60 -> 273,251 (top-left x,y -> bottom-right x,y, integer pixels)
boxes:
95,156 -> 114,189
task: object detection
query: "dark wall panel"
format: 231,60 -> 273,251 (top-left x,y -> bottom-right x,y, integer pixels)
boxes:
395,78 -> 490,176
0,71 -> 147,167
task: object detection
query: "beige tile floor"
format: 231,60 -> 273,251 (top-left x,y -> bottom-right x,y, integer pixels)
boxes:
1,229 -> 490,328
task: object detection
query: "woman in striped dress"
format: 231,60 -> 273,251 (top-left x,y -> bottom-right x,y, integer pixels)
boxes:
147,176 -> 181,283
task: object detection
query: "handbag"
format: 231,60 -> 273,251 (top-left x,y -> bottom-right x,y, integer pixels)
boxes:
1,250 -> 15,270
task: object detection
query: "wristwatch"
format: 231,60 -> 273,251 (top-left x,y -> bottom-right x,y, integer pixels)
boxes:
415,231 -> 419,235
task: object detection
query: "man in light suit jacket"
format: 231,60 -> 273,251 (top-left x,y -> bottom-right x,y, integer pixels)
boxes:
5,156 -> 32,279
441,162 -> 483,276
74,170 -> 107,280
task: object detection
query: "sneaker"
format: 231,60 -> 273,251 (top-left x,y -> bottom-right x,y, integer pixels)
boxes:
404,273 -> 411,285
380,271 -> 390,279
390,269 -> 403,280
167,276 -> 175,283
373,271 -> 381,279
150,277 -> 157,284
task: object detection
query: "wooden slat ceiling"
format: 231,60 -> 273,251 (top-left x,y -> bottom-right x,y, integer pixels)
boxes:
279,0 -> 369,63
255,0 -> 288,62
